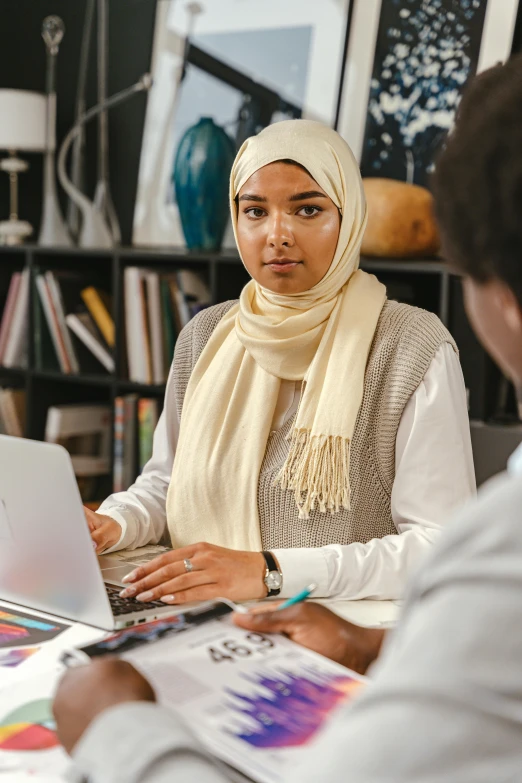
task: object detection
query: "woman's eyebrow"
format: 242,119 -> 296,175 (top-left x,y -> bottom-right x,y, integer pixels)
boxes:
288,191 -> 327,201
238,193 -> 267,202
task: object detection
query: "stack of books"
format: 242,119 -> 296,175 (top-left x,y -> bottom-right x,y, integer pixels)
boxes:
45,403 -> 112,504
35,270 -> 114,374
124,267 -> 210,384
113,395 -> 159,492
0,269 -> 30,369
0,388 -> 25,437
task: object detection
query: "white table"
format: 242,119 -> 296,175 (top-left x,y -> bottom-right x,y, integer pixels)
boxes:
0,594 -> 399,684
322,598 -> 400,627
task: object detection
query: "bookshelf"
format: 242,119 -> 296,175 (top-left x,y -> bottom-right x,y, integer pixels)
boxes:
0,244 -> 509,490
0,245 -> 249,471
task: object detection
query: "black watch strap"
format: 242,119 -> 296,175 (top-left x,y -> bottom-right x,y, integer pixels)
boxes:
262,550 -> 282,596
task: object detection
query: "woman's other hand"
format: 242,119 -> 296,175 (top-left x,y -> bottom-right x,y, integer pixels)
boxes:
118,543 -> 267,604
84,507 -> 122,553
234,603 -> 385,675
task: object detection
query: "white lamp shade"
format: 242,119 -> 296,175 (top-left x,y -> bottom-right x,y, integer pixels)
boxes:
0,89 -> 47,152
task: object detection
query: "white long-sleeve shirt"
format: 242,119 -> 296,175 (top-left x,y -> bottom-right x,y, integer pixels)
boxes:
98,342 -> 475,600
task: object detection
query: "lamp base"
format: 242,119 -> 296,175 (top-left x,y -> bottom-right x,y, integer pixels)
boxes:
0,219 -> 33,246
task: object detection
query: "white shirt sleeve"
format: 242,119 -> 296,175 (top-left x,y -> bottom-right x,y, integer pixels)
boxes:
273,343 -> 477,600
97,364 -> 179,552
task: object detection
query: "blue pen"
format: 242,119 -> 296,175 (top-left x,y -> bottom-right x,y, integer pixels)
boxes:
276,583 -> 317,611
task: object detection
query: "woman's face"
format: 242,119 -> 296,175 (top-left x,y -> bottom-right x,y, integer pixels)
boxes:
236,161 -> 341,295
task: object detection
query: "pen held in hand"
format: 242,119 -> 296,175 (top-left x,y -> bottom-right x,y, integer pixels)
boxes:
276,583 -> 317,611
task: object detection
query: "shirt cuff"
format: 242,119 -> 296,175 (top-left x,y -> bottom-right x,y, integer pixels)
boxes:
96,504 -> 136,553
271,547 -> 330,598
72,702 -> 202,783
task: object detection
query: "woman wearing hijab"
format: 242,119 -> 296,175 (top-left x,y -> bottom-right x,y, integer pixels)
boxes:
87,120 -> 475,603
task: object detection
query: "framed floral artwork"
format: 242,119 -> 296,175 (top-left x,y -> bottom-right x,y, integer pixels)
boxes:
338,0 -> 519,185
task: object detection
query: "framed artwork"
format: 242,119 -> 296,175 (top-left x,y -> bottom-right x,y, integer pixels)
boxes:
132,0 -> 353,247
338,0 -> 520,185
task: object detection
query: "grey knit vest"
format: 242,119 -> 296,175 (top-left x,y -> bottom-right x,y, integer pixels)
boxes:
172,299 -> 456,549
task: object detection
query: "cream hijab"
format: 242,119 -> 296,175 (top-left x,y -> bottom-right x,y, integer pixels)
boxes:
166,120 -> 386,551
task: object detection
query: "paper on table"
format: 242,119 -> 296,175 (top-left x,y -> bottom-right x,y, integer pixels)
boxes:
0,673 -> 72,781
0,609 -> 68,650
122,616 -> 367,783
0,648 -> 40,669
0,600 -> 104,690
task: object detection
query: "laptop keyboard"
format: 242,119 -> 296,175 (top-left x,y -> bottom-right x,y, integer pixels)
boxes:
106,585 -> 167,616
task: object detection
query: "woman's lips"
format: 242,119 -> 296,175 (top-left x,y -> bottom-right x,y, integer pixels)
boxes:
265,260 -> 302,273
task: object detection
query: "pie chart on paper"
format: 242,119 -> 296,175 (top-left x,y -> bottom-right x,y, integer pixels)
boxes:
0,698 -> 59,751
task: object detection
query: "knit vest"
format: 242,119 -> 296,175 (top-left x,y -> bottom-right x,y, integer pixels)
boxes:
171,299 -> 456,549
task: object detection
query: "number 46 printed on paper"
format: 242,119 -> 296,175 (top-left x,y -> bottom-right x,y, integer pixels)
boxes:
208,633 -> 274,664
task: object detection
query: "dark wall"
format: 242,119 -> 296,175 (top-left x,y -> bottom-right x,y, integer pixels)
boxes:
512,2 -> 522,55
0,0 -> 157,244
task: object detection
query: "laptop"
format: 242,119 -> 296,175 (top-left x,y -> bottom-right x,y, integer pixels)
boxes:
0,435 -> 188,630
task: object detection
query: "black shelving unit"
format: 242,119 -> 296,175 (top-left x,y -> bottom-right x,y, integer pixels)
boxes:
0,245 -> 251,467
0,244 -> 505,485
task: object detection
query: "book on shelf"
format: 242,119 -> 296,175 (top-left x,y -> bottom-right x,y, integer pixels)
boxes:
123,394 -> 138,490
145,272 -> 165,386
113,395 -> 160,492
160,278 -> 176,370
65,313 -> 115,372
177,269 -> 211,316
0,272 -> 21,362
138,398 -> 159,471
35,273 -> 73,373
0,388 -> 26,437
46,271 -> 81,373
113,393 -> 138,492
113,396 -> 125,494
124,267 -> 210,385
1,268 -> 29,369
124,268 -> 152,385
81,286 -> 115,347
170,276 -> 191,329
35,269 -> 113,375
45,403 -> 112,493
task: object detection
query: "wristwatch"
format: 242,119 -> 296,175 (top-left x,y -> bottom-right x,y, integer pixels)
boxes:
262,551 -> 283,597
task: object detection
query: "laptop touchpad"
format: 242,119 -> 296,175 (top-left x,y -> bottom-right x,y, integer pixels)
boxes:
98,555 -> 135,586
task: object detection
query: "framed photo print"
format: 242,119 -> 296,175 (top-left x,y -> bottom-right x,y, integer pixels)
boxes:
132,0 -> 353,247
338,0 -> 520,185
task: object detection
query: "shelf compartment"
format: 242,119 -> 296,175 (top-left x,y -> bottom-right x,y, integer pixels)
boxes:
31,370 -> 113,387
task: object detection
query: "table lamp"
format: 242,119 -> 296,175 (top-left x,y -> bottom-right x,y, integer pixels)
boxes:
0,89 -> 46,245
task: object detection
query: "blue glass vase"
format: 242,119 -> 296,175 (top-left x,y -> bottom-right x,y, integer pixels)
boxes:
173,117 -> 236,252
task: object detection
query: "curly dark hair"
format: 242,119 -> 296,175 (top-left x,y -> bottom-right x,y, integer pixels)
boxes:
432,54 -> 522,306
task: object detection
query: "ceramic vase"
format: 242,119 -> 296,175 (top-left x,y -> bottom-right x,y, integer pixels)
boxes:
173,117 -> 235,252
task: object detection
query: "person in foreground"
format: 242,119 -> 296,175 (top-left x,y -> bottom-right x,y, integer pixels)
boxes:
55,56 -> 522,782
86,119 -> 473,604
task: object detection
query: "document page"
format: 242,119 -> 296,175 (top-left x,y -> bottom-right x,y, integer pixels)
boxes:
116,616 -> 366,783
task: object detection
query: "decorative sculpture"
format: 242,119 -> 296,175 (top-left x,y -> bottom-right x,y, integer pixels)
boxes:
67,0 -> 95,240
58,75 -> 152,249
38,15 -> 72,247
93,0 -> 121,244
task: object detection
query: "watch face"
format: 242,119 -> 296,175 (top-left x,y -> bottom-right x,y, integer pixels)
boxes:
265,571 -> 282,590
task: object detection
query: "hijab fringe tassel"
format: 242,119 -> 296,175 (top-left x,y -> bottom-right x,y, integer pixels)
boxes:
276,429 -> 351,520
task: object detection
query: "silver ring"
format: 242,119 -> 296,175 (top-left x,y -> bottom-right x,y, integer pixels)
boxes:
183,558 -> 193,573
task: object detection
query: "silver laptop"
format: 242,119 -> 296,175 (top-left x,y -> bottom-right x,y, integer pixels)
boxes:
0,435 -> 185,630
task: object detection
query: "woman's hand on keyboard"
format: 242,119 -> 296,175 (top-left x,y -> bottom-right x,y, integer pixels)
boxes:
118,542 -> 267,604
84,507 -> 122,554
